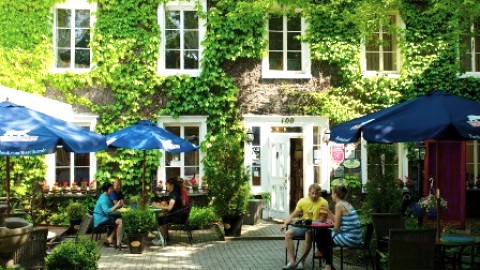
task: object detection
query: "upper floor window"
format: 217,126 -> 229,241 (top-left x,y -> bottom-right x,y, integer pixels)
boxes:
52,0 -> 96,72
158,0 -> 206,77
262,14 -> 311,79
362,14 -> 402,76
460,18 -> 480,76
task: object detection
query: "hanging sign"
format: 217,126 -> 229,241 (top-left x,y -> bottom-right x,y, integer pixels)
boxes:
331,143 -> 345,164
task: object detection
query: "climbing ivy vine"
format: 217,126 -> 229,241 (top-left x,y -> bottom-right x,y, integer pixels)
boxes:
1,0 -> 480,199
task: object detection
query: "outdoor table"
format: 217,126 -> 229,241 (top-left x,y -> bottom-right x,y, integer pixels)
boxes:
289,221 -> 334,270
435,234 -> 480,270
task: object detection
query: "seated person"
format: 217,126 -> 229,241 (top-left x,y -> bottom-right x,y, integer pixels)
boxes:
93,182 -> 124,249
316,184 -> 362,270
109,178 -> 124,205
177,177 -> 190,215
280,183 -> 329,270
157,177 -> 186,241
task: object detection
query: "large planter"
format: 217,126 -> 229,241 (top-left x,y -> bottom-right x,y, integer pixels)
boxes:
243,199 -> 263,225
222,215 -> 243,237
126,233 -> 148,254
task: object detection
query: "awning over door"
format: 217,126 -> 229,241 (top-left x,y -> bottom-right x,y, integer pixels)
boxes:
0,85 -> 73,121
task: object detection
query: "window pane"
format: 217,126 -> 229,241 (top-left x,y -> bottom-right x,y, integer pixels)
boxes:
74,153 -> 90,166
165,30 -> 180,49
269,16 -> 283,31
269,32 -> 283,50
57,9 -> 71,28
366,34 -> 379,51
165,50 -> 180,68
184,50 -> 199,69
75,9 -> 90,28
287,33 -> 301,50
56,149 -> 70,166
184,11 -> 198,29
366,53 -> 379,71
56,168 -> 71,182
383,33 -> 393,50
165,11 -> 180,29
287,52 -> 301,71
269,51 -> 283,70
74,168 -> 89,183
184,30 -> 198,49
75,49 -> 90,68
75,29 -> 90,48
383,52 -> 395,71
287,16 -> 301,31
57,29 -> 71,47
57,49 -> 70,67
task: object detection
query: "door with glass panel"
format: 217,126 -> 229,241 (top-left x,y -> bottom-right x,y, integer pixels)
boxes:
269,136 -> 290,220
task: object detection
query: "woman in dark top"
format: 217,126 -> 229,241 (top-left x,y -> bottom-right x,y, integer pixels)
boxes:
157,177 -> 186,241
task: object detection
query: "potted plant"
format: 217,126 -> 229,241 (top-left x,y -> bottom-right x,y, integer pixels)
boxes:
45,237 -> 100,270
204,131 -> 250,237
201,177 -> 208,192
188,206 -> 220,230
121,208 -> 156,253
65,202 -> 87,230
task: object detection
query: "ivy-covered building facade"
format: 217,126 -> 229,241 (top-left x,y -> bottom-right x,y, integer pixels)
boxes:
1,0 -> 480,221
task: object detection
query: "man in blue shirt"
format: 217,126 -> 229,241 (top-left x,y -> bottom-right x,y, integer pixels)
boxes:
109,178 -> 124,205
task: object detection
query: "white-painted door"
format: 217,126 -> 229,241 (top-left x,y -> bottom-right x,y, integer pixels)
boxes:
268,136 -> 290,220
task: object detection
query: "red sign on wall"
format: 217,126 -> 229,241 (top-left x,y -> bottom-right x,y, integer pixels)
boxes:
331,143 -> 345,164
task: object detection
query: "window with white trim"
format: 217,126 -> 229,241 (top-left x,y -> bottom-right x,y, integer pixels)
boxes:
158,116 -> 207,184
262,13 -> 311,79
54,119 -> 97,187
52,0 -> 96,72
158,0 -> 206,77
362,14 -> 402,75
460,18 -> 480,75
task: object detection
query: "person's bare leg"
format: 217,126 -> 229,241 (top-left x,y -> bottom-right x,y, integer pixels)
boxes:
284,230 -> 296,265
106,230 -> 115,244
300,231 -> 312,265
116,219 -> 123,246
159,225 -> 168,240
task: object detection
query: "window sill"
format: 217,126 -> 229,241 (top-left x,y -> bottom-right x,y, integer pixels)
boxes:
158,69 -> 201,77
362,71 -> 400,79
261,72 -> 312,79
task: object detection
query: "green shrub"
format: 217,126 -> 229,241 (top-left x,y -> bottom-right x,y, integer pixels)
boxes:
45,237 -> 100,270
122,209 -> 157,234
65,202 -> 87,221
188,206 -> 220,230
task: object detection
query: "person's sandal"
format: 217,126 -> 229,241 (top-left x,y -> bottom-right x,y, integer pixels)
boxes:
282,262 -> 296,270
103,241 -> 115,248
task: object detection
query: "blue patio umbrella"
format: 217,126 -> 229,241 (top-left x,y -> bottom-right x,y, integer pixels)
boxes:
330,90 -> 480,238
106,120 -> 199,203
0,100 -> 107,212
330,90 -> 480,144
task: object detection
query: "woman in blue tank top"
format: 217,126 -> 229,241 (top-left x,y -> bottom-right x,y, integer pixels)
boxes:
316,184 -> 362,270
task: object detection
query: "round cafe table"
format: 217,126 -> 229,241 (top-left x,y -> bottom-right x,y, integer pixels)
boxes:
435,234 -> 480,270
289,221 -> 334,269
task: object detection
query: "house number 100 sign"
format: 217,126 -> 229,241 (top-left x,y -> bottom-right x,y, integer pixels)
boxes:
281,118 -> 294,124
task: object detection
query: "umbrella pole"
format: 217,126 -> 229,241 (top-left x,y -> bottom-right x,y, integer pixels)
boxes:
142,151 -> 146,206
5,157 -> 10,215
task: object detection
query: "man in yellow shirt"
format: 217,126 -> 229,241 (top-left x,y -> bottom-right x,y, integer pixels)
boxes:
280,183 -> 329,270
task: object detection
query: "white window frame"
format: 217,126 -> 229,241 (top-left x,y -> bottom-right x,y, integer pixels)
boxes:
157,0 -> 206,77
45,115 -> 99,187
460,18 -> 480,78
51,0 -> 96,73
157,116 -> 207,182
361,13 -> 404,78
262,13 -> 312,79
